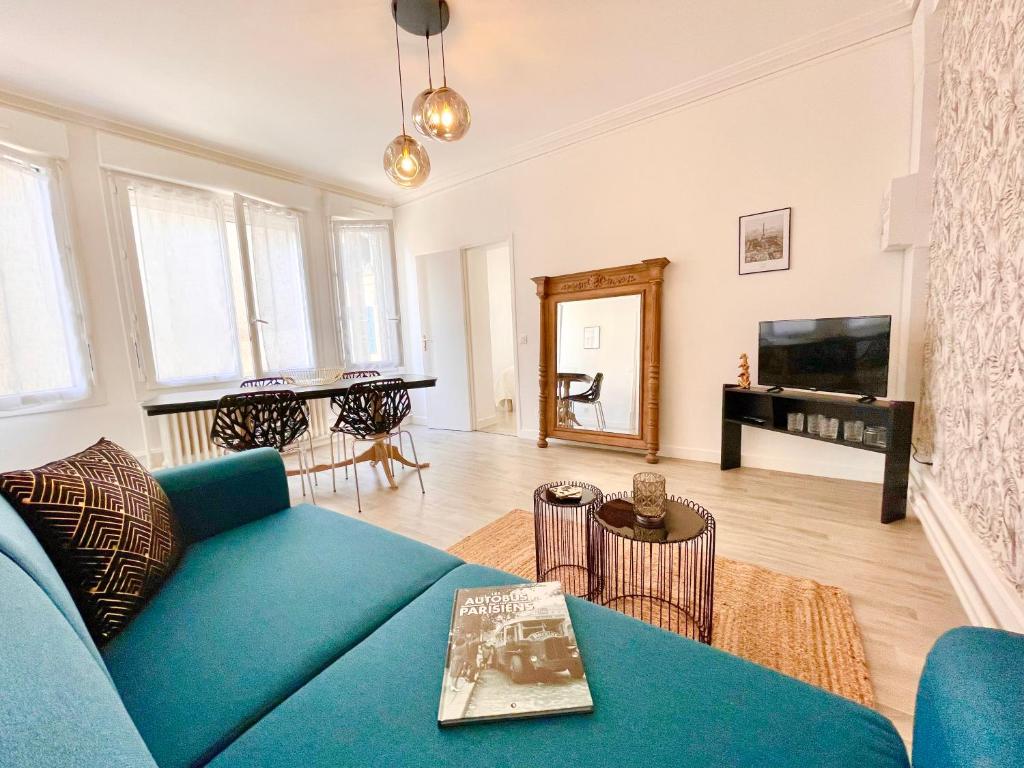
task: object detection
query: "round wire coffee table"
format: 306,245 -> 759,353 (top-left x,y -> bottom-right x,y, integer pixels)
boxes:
592,492 -> 715,643
532,481 -> 604,599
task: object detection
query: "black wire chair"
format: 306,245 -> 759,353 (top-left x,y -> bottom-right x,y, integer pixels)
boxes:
329,377 -> 423,512
239,375 -> 322,486
240,376 -> 295,388
566,372 -> 606,431
328,370 -> 382,488
210,390 -> 317,501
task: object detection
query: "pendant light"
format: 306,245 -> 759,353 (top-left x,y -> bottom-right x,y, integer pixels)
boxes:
411,33 -> 435,138
421,0 -> 471,142
384,6 -> 430,188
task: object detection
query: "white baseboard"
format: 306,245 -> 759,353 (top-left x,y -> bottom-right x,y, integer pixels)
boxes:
910,464 -> 1024,631
475,415 -> 498,429
512,430 -> 880,483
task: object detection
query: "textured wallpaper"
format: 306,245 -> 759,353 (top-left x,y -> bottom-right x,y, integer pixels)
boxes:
920,0 -> 1024,593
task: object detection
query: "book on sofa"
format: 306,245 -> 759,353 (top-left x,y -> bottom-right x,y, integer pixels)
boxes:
438,582 -> 593,726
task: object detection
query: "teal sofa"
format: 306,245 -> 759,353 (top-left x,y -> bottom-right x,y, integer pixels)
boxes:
1,449 -> 1019,767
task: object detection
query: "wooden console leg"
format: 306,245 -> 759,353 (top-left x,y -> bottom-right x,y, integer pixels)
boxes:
721,420 -> 742,470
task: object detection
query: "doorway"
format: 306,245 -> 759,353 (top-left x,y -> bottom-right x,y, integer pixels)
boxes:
464,241 -> 517,436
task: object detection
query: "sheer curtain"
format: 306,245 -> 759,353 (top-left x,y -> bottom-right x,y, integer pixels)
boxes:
0,156 -> 90,410
128,179 -> 241,384
240,197 -> 314,373
333,221 -> 400,368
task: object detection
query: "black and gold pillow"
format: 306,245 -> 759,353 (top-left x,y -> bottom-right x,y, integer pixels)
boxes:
0,438 -> 181,643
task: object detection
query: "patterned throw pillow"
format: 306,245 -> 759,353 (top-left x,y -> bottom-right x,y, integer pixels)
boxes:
0,438 -> 182,643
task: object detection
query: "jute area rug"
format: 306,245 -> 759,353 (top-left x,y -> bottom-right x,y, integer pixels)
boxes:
447,509 -> 875,708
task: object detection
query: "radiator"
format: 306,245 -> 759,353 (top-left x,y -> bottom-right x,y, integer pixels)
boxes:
156,399 -> 334,468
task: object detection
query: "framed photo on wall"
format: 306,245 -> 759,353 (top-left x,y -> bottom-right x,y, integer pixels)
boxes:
583,326 -> 601,349
738,207 -> 791,275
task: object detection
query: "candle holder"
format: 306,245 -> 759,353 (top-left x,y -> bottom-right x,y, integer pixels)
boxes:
633,472 -> 667,528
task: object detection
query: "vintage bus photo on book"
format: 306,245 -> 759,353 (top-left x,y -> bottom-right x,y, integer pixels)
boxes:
438,582 -> 593,726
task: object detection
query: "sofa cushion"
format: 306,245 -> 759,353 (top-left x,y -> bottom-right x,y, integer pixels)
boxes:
103,503 -> 462,768
913,626 -> 1024,768
0,438 -> 182,643
0,554 -> 157,768
0,494 -> 105,669
211,563 -> 909,768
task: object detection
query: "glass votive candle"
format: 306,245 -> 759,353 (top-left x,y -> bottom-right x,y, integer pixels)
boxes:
843,420 -> 864,442
820,417 -> 840,440
806,414 -> 821,435
864,426 -> 889,448
633,472 -> 667,528
787,412 -> 805,432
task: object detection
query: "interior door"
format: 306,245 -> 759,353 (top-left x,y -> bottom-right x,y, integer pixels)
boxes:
416,250 -> 473,430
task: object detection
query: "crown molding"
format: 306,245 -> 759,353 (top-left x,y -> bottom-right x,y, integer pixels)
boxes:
0,87 -> 390,207
395,0 -> 914,207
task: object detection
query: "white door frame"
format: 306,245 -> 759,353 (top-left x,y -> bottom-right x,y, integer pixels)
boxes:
461,236 -> 521,436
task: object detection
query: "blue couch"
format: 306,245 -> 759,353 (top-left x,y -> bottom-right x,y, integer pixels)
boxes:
1,449 -> 1019,767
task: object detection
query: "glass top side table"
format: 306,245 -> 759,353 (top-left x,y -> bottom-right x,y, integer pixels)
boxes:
532,481 -> 604,599
592,492 -> 715,643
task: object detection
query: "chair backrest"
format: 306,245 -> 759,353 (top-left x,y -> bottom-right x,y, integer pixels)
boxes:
331,370 -> 382,413
240,376 -> 294,388
342,369 -> 381,380
335,377 -> 411,438
210,390 -> 309,452
572,372 -> 603,402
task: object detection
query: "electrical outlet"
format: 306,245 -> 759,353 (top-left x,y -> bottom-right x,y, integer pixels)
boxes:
518,334 -> 528,345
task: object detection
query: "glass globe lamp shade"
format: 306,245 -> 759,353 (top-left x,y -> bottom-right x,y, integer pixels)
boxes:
383,133 -> 430,188
411,88 -> 435,138
422,86 -> 471,142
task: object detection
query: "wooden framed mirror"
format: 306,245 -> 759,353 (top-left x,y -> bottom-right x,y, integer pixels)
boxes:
533,258 -> 669,463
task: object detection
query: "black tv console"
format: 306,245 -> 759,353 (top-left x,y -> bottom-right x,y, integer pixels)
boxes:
720,384 -> 915,523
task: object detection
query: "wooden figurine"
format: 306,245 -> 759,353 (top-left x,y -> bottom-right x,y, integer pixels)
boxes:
737,353 -> 751,389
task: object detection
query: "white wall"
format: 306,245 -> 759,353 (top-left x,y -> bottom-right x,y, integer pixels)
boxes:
0,104 -> 386,471
395,31 -> 915,482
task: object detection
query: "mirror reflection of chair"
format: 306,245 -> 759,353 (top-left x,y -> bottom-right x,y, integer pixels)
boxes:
328,370 -> 381,488
566,372 -> 606,431
330,377 -> 424,512
210,390 -> 317,501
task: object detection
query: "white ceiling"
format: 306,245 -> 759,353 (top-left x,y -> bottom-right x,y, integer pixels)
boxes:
0,1 -> 908,202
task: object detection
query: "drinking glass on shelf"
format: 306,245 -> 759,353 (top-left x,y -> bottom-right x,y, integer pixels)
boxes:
820,417 -> 840,440
806,414 -> 821,435
863,426 -> 889,448
843,420 -> 865,442
787,412 -> 805,432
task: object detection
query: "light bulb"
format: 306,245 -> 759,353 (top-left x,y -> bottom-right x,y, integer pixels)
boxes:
411,87 -> 434,138
383,134 -> 430,188
423,86 -> 471,142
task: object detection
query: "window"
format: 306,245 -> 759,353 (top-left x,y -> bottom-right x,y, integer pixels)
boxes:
0,152 -> 92,411
113,174 -> 315,386
239,197 -> 314,372
332,220 -> 401,369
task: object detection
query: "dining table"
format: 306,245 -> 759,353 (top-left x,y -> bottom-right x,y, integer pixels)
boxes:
139,373 -> 437,487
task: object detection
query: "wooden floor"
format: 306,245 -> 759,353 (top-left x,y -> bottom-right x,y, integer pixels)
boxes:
290,426 -> 966,746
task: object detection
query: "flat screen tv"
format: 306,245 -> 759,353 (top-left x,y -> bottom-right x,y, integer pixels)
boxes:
758,315 -> 891,397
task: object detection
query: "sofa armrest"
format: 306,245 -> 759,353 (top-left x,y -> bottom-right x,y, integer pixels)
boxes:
913,626 -> 1024,768
153,449 -> 291,545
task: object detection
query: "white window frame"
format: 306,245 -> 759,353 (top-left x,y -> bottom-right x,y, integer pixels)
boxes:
329,218 -> 403,371
109,172 -> 318,390
233,194 -> 317,376
0,147 -> 97,417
